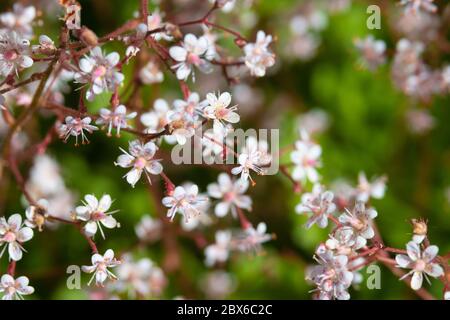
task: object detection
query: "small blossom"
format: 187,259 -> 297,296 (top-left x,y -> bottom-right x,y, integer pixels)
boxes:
291,130 -> 322,183
231,136 -> 268,184
243,31 -> 275,77
162,184 -> 208,222
296,184 -> 336,229
203,92 -> 240,134
0,4 -> 36,38
356,172 -> 387,203
169,33 -> 213,81
96,105 -> 137,137
400,0 -> 437,14
395,241 -> 444,290
135,215 -> 162,242
115,140 -> 163,187
354,35 -> 386,71
0,30 -> 33,77
0,214 -> 33,261
74,47 -> 124,101
75,194 -> 119,239
207,173 -> 252,218
139,61 -> 164,84
58,116 -> 98,145
234,222 -> 272,252
307,245 -> 353,300
0,274 -> 34,300
339,202 -> 377,248
204,230 -> 232,266
82,249 -> 121,286
326,226 -> 362,254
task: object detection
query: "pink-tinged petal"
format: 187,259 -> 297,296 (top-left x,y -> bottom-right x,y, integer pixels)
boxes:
235,195 -> 252,210
425,263 -> 444,278
96,271 -> 107,284
184,34 -> 199,51
207,183 -> 222,199
75,206 -> 90,220
1,274 -> 14,287
214,202 -> 230,217
173,186 -> 186,199
195,36 -> 209,55
91,253 -> 104,264
84,194 -> 99,210
17,227 -> 33,242
106,52 -> 120,66
423,245 -> 438,262
406,241 -> 421,261
223,111 -> 240,123
79,58 -> 93,73
8,242 -> 23,261
146,161 -> 163,175
162,196 -> 175,208
169,46 -> 187,62
7,214 -> 22,231
411,271 -> 423,290
116,153 -> 134,168
98,194 -> 112,212
126,168 -> 142,187
143,141 -> 157,157
104,249 -> 114,260
218,92 -> 232,107
101,216 -> 117,229
395,254 -> 412,268
84,221 -> 98,236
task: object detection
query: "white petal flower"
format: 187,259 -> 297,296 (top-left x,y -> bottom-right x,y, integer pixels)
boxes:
96,105 -> 137,137
202,92 -> 240,134
296,184 -> 336,229
0,213 -> 33,261
58,116 -> 98,145
243,31 -> 275,77
0,274 -> 34,300
82,249 -> 121,286
204,230 -> 232,266
162,184 -> 208,222
0,30 -> 33,77
290,130 -> 322,183
338,202 -> 377,248
356,172 -> 387,203
0,4 -> 36,38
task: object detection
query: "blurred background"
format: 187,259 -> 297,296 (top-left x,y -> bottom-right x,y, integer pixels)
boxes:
0,0 -> 450,299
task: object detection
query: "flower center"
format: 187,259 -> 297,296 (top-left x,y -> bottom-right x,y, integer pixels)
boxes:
93,65 -> 107,79
187,53 -> 201,65
3,231 -> 17,243
350,217 -> 365,231
224,191 -> 235,202
134,157 -> 147,169
414,259 -> 426,272
4,49 -> 18,61
91,211 -> 106,221
6,286 -> 16,296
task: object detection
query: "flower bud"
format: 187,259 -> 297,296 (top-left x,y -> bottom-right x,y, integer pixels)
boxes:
79,26 -> 98,47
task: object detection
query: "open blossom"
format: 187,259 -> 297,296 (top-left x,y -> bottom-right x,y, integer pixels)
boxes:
169,33 -> 213,81
115,140 -> 163,187
207,173 -> 252,218
326,226 -> 362,254
74,47 -> 124,101
296,184 -> 336,229
0,4 -> 36,38
400,0 -> 437,14
82,249 -> 121,286
58,116 -> 98,145
162,184 -> 208,222
307,245 -> 353,300
395,241 -> 444,290
235,222 -> 272,252
0,274 -> 34,300
0,214 -> 33,261
243,31 -> 275,77
356,172 -> 387,203
96,105 -> 137,136
339,202 -> 377,248
203,92 -> 240,134
291,130 -> 322,183
139,61 -> 164,84
231,137 -> 268,184
205,230 -> 232,266
0,30 -> 33,77
75,194 -> 119,239
354,35 -> 386,71
135,215 -> 162,242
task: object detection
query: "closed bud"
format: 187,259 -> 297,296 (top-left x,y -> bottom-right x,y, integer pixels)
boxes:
79,26 -> 98,47
165,23 -> 182,39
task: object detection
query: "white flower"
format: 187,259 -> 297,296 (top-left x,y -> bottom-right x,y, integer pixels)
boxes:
356,172 -> 387,203
395,241 -> 444,290
169,33 -> 213,81
207,173 -> 252,218
400,0 -> 437,14
115,140 -> 163,187
338,202 -> 377,248
307,245 -> 353,300
0,274 -> 34,300
139,61 -> 164,84
243,31 -> 275,77
290,130 -> 322,183
58,116 -> 98,145
74,47 -> 124,101
0,30 -> 33,77
205,230 -> 232,266
82,249 -> 121,286
326,226 -> 362,254
231,137 -> 267,184
0,4 -> 36,38
296,184 -> 336,229
76,194 -> 119,239
202,92 -> 240,134
135,215 -> 162,242
0,214 -> 33,261
234,222 -> 272,252
162,184 -> 208,222
354,35 -> 386,71
96,105 -> 137,136
166,95 -> 200,145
